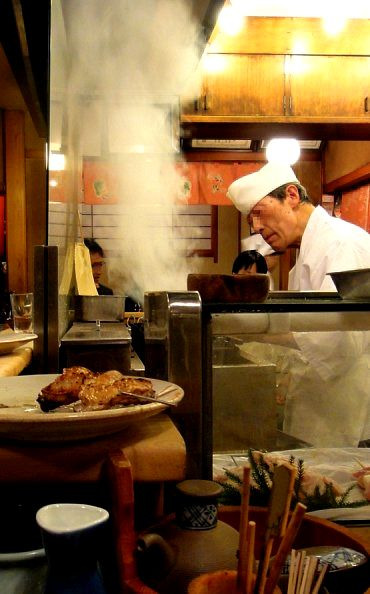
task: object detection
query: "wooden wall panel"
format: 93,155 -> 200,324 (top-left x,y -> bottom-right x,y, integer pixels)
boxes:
4,110 -> 28,292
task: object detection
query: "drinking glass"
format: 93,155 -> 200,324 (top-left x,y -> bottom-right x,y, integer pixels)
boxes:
10,292 -> 33,333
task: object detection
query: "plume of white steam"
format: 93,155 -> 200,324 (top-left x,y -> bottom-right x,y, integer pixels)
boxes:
63,0 -> 203,301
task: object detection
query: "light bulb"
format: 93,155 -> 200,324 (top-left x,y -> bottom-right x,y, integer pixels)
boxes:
266,139 -> 300,165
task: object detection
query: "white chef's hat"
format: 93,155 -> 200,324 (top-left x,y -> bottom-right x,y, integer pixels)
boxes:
227,162 -> 299,215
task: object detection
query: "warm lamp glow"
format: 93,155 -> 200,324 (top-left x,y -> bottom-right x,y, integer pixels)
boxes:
218,5 -> 244,35
49,152 -> 65,171
322,15 -> 347,35
202,53 -> 227,73
266,138 -> 300,165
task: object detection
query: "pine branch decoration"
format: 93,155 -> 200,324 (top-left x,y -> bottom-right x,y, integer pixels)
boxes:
216,449 -> 368,512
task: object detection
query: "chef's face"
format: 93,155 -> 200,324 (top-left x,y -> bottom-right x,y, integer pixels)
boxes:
90,251 -> 104,284
248,186 -> 300,252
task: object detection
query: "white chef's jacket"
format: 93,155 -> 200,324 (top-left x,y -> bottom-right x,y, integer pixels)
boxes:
289,206 -> 370,291
283,206 -> 370,446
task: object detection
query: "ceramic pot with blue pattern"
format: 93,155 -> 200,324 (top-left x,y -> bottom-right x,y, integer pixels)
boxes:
137,480 -> 239,594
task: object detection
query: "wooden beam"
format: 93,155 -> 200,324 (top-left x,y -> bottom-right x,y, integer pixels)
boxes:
324,163 -> 370,193
181,120 -> 370,141
4,110 -> 28,292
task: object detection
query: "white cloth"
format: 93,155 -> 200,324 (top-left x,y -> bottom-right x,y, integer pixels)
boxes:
289,206 -> 370,291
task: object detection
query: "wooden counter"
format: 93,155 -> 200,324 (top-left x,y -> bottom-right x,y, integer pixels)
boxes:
0,413 -> 186,484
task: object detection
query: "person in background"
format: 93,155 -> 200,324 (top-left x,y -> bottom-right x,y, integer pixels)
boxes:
84,238 -> 113,295
232,250 -> 268,275
240,233 -> 279,288
84,238 -> 142,311
227,161 -> 370,291
227,162 -> 370,447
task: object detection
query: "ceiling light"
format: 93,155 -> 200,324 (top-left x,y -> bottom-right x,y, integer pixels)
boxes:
322,15 -> 347,35
218,5 -> 244,35
202,53 -> 227,73
49,152 -> 66,171
229,0 -> 370,18
266,138 -> 300,165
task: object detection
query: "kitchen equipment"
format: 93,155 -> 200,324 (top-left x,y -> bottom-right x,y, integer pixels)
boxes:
60,322 -> 131,373
144,291 -> 370,480
187,273 -> 269,303
0,374 -> 184,442
137,479 -> 240,594
74,295 -> 125,322
328,268 -> 370,299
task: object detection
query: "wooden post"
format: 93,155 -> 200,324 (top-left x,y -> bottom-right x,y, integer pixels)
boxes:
4,110 -> 28,292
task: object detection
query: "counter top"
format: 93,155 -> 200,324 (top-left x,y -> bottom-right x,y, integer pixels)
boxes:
0,413 -> 186,484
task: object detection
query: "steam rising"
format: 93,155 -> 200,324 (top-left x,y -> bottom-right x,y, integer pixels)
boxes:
64,0 -> 203,301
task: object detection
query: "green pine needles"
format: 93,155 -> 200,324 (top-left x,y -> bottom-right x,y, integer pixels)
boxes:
216,449 -> 368,512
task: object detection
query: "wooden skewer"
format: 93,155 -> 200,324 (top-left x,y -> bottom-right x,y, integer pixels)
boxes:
246,521 -> 256,594
310,564 -> 328,594
298,555 -> 310,594
278,463 -> 297,537
290,550 -> 302,594
287,549 -> 297,594
254,464 -> 297,594
295,551 -> 306,594
264,502 -> 307,594
156,385 -> 178,397
303,556 -> 318,594
237,466 -> 251,593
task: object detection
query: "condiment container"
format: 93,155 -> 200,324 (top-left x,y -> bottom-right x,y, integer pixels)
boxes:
137,480 -> 239,594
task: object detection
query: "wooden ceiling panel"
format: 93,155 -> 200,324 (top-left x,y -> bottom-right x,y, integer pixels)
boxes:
209,17 -> 370,56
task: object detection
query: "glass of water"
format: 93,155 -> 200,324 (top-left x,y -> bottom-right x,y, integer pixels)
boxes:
10,293 -> 33,333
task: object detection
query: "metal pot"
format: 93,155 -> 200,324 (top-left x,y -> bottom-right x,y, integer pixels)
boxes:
74,295 -> 125,322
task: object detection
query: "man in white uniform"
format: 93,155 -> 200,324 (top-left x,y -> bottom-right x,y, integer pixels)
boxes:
227,162 -> 370,446
227,161 -> 370,290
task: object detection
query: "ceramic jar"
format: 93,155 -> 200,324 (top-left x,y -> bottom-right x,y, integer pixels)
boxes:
137,479 -> 240,594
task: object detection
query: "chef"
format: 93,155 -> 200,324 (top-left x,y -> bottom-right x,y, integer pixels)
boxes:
227,162 -> 370,447
227,161 -> 370,290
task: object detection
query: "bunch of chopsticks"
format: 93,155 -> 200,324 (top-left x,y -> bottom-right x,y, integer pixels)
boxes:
287,549 -> 328,594
236,465 -> 328,594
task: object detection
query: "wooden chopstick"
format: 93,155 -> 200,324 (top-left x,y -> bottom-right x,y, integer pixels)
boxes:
264,502 -> 307,594
254,463 -> 297,594
304,556 -> 318,594
237,466 -> 251,594
246,521 -> 256,594
311,564 -> 328,594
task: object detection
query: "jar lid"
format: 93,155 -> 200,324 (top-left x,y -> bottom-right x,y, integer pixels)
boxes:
176,480 -> 223,500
